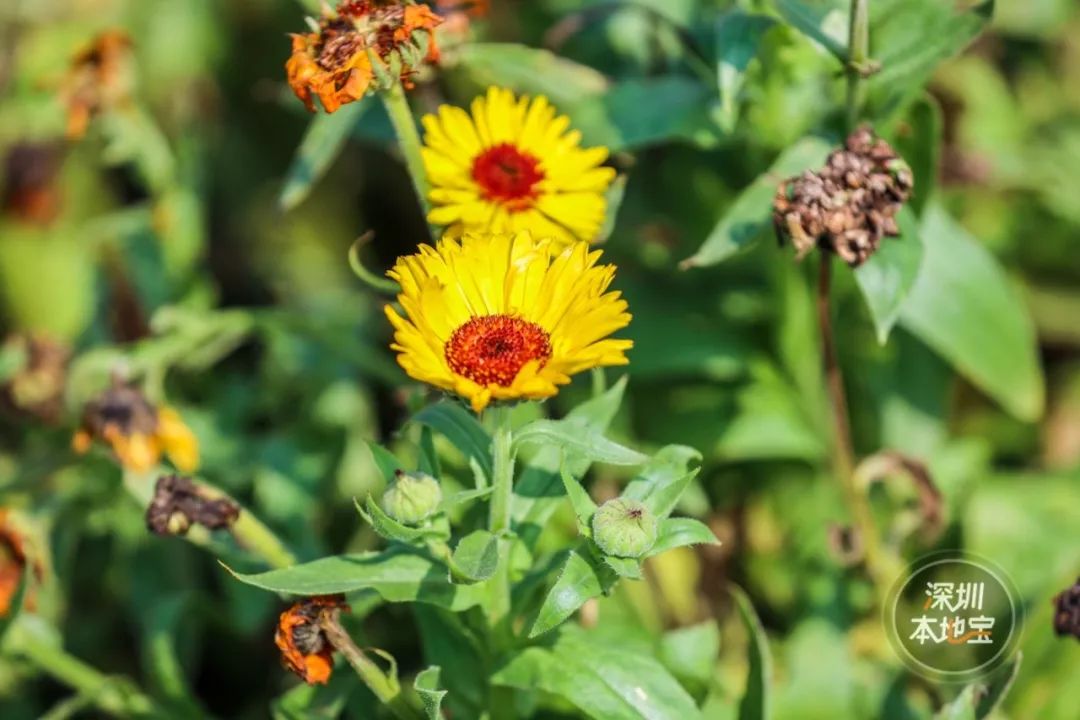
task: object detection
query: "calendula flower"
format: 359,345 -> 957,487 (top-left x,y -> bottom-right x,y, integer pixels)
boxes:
421,87 -> 617,247
385,232 -> 632,412
72,379 -> 199,473
275,595 -> 350,685
60,30 -> 134,139
286,0 -> 442,113
0,510 -> 41,617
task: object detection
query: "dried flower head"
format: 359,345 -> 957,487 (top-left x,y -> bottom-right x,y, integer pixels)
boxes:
773,126 -> 913,267
0,510 -> 43,617
286,1 -> 443,113
1052,577 -> 1080,641
72,378 -> 199,473
146,475 -> 240,537
2,143 -> 65,226
0,333 -> 70,424
275,595 -> 350,684
60,30 -> 135,139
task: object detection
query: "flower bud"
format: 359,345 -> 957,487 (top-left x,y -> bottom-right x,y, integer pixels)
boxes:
591,498 -> 657,558
381,471 -> 441,525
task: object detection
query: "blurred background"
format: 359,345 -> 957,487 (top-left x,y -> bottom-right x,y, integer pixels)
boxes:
1,0 -> 1078,718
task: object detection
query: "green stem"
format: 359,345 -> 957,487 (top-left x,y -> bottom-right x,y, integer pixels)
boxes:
230,508 -> 297,569
845,0 -> 870,131
318,614 -> 420,720
381,83 -> 435,240
12,629 -> 156,717
486,406 -> 515,642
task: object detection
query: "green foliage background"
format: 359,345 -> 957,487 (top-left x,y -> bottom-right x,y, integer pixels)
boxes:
1,0 -> 1079,718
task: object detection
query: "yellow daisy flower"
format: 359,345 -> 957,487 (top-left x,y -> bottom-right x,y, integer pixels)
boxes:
420,87 -> 617,247
385,232 -> 633,412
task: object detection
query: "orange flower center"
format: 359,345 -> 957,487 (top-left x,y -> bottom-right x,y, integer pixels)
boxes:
445,315 -> 552,387
472,143 -> 544,210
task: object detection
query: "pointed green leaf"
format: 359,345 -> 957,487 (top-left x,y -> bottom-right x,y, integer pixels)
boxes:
528,550 -> 609,638
280,100 -> 369,211
365,442 -> 405,483
854,207 -> 924,344
356,496 -> 448,544
560,465 -> 598,535
899,204 -> 1044,420
414,666 -> 447,720
715,12 -> 778,132
733,584 -> 772,720
682,137 -> 834,267
224,548 -> 484,611
646,518 -> 720,557
775,0 -> 849,60
448,531 -> 498,584
513,419 -> 647,467
411,402 -> 493,483
623,445 -> 702,519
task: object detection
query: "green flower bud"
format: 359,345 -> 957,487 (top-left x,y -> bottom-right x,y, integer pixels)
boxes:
381,471 -> 442,525
591,498 -> 657,558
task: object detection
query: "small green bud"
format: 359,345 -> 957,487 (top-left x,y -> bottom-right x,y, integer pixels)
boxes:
591,498 -> 657,558
381,471 -> 442,525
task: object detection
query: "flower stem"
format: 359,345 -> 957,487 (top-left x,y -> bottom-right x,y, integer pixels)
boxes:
817,257 -> 883,591
381,83 -> 435,240
486,406 -> 516,639
10,627 -> 156,717
845,0 -> 870,131
318,613 -> 420,720
229,507 -> 297,569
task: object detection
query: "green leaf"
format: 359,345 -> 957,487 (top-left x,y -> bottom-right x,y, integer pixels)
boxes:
356,496 -> 448,544
365,442 -> 405,483
602,556 -> 642,580
528,550 -> 609,639
448,530 -> 498,584
974,653 -> 1021,719
493,627 -> 703,720
453,43 -> 608,108
224,548 -> 485,611
411,402 -> 493,484
513,378 -> 627,546
570,76 -> 722,152
867,0 -> 995,119
513,419 -> 647,467
279,100 -> 368,211
681,137 -> 833,268
438,487 -> 493,512
646,518 -> 720,557
934,685 -> 977,720
659,621 -> 721,688
560,465 -> 598,536
733,584 -> 772,720
414,666 -> 447,720
775,0 -> 849,60
622,445 -> 702,519
714,12 -> 778,132
899,204 -> 1044,421
854,207 -> 924,344
418,426 -> 441,478
892,94 -> 942,215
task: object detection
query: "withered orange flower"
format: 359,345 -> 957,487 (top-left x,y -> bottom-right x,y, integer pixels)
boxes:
436,0 -> 489,17
275,595 -> 349,685
72,379 -> 199,473
286,1 -> 442,113
1,143 -> 65,226
0,510 -> 42,617
60,30 -> 134,139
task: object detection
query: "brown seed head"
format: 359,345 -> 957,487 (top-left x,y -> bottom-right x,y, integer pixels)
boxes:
145,475 -> 240,536
1052,577 -> 1080,641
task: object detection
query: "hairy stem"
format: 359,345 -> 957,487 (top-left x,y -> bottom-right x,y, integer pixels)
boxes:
381,83 -> 434,240
318,613 -> 419,720
845,0 -> 870,130
486,406 -> 516,642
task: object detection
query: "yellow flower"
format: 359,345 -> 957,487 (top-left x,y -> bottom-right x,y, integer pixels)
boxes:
385,232 -> 632,412
421,87 -> 616,247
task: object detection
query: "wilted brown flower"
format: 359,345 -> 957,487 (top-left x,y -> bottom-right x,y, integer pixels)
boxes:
0,333 -> 70,424
773,126 -> 913,267
146,475 -> 240,536
72,378 -> 199,473
60,30 -> 134,139
286,1 -> 443,113
1052,577 -> 1080,640
2,143 -> 65,225
0,510 -> 42,617
275,595 -> 350,685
